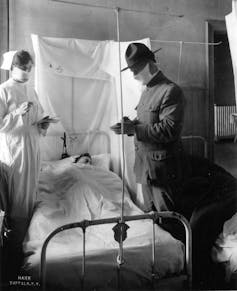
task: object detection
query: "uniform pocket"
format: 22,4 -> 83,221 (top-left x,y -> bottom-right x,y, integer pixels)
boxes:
150,150 -> 168,161
146,108 -> 159,124
138,105 -> 160,124
147,153 -> 180,186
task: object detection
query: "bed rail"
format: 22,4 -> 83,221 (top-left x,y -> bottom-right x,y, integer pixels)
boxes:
40,211 -> 192,291
40,130 -> 111,161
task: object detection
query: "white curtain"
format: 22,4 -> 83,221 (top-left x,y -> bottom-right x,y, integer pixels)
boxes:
226,0 -> 237,106
31,34 -> 150,199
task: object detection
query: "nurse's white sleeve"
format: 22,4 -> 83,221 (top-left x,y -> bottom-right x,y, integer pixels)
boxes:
0,89 -> 22,132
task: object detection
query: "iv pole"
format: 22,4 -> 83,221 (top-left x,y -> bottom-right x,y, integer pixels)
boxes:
114,7 -> 127,272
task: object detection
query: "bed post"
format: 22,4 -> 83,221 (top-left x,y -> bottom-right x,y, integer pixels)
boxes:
81,224 -> 86,291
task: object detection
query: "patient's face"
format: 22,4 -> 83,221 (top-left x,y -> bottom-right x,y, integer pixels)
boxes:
78,156 -> 92,165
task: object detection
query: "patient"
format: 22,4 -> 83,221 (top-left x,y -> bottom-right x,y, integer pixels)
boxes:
176,155 -> 237,289
74,153 -> 92,165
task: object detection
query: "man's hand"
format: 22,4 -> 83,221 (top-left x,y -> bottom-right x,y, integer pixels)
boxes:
123,118 -> 135,136
110,117 -> 135,136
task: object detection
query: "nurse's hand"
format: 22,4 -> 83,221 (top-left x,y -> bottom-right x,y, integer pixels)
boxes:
17,101 -> 33,116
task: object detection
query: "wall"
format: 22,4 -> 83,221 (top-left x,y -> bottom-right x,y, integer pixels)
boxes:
0,0 -> 9,83
6,0 -> 234,156
214,33 -> 235,106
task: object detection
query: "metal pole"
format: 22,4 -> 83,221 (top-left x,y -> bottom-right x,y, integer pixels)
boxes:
115,8 -> 125,277
50,0 -> 183,17
115,7 -> 126,223
151,220 -> 156,288
177,41 -> 183,84
115,9 -> 126,291
81,227 -> 86,291
151,39 -> 222,46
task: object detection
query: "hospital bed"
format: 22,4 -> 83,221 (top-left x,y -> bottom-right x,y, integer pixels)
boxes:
21,131 -> 192,290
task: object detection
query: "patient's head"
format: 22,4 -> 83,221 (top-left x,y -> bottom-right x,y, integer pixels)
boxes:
74,153 -> 92,165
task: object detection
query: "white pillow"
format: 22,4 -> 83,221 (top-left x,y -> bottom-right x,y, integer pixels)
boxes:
91,153 -> 111,170
41,153 -> 111,171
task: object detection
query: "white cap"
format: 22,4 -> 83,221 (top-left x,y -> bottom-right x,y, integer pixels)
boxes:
1,50 -> 17,70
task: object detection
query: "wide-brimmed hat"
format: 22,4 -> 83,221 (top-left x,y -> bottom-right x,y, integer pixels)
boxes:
121,43 -> 161,72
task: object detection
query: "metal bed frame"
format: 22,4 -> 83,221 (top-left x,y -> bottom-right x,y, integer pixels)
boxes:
41,130 -> 111,161
40,211 -> 192,291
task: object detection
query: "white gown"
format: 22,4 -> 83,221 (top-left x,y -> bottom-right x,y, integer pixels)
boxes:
0,78 -> 43,240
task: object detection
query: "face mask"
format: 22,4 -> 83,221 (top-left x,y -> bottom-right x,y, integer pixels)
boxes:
133,63 -> 157,85
11,67 -> 30,83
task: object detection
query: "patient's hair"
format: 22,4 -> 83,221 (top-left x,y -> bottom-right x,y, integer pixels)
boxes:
11,50 -> 34,70
74,153 -> 92,164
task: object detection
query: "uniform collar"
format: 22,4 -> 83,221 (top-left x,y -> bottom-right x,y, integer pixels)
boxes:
146,70 -> 166,88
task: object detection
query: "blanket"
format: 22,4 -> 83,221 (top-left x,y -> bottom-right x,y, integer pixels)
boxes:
23,158 -> 184,289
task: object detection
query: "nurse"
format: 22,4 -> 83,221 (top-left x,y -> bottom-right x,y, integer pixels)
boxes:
0,50 -> 49,279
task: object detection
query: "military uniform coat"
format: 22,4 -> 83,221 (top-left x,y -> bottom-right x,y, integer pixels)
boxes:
134,71 -> 186,187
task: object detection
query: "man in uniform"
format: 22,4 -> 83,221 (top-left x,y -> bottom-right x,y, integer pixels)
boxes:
111,42 -> 186,212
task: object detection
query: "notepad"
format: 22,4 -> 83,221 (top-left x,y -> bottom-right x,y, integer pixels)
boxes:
37,116 -> 60,124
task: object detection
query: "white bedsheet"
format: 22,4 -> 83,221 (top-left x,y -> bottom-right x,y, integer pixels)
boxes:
23,158 -> 184,290
212,212 -> 237,281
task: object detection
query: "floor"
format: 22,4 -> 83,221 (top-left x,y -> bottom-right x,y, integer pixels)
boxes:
214,139 -> 237,178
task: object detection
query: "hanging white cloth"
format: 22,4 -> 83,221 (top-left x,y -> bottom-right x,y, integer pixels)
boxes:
31,34 -> 150,201
32,35 -> 120,172
96,38 -> 150,201
226,0 -> 237,106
